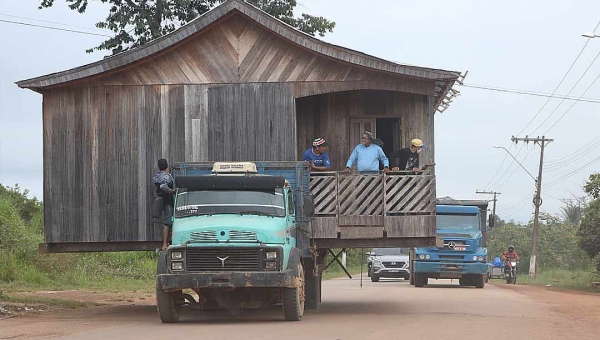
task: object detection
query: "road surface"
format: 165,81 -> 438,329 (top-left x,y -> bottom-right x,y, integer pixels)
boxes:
2,277 -> 600,340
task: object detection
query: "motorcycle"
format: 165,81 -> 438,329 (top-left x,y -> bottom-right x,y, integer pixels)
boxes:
505,260 -> 518,284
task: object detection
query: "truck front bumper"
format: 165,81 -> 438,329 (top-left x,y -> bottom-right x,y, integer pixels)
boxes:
413,261 -> 487,278
157,270 -> 297,291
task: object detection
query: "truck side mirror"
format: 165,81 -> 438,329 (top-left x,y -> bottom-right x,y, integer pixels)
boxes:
153,197 -> 164,219
303,195 -> 315,217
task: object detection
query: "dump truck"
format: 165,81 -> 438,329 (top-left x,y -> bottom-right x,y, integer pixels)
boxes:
154,161 -> 438,322
412,198 -> 489,288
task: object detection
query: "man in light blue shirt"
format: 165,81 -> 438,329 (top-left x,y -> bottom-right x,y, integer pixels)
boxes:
343,131 -> 390,174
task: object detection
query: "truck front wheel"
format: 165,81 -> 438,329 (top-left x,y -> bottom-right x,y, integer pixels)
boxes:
473,274 -> 485,288
283,262 -> 305,321
414,273 -> 428,287
156,280 -> 183,323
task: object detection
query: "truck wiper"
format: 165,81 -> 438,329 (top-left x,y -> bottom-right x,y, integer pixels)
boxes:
232,210 -> 275,217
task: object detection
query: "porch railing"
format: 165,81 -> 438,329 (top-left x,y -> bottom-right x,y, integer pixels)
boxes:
309,172 -> 436,239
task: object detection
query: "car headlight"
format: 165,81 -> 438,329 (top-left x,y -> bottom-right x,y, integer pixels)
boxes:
425,254 -> 431,260
171,262 -> 183,271
171,251 -> 183,260
266,251 -> 277,260
419,254 -> 425,260
472,255 -> 478,261
373,257 -> 382,264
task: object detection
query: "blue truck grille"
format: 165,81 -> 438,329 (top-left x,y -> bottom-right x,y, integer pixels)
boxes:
383,261 -> 406,268
186,248 -> 260,271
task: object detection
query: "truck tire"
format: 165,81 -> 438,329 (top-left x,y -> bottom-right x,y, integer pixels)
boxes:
474,274 -> 485,288
305,274 -> 321,310
282,262 -> 305,321
371,273 -> 380,282
156,251 -> 181,323
414,273 -> 427,287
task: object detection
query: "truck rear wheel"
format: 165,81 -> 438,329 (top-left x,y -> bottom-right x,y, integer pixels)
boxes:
283,262 -> 305,321
305,274 -> 321,310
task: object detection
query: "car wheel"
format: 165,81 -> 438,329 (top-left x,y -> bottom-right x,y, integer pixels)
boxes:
371,273 -> 380,282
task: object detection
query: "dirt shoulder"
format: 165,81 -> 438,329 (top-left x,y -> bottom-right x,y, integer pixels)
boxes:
491,283 -> 600,329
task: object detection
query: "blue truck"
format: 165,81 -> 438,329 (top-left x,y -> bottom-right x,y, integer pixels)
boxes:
412,198 -> 489,288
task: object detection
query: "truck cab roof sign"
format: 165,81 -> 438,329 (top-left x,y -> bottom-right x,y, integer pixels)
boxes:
212,162 -> 258,173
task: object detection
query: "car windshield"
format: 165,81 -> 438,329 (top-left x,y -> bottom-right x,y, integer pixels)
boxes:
437,214 -> 480,231
175,189 -> 286,218
371,248 -> 409,256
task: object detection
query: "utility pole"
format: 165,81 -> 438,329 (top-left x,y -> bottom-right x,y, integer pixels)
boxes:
511,135 -> 553,278
476,191 -> 501,228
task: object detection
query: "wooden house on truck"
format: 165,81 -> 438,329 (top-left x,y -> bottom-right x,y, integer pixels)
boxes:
17,0 -> 461,253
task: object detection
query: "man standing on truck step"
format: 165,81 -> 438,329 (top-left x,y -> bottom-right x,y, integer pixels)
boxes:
343,131 -> 390,174
154,158 -> 175,250
390,138 -> 424,173
302,137 -> 332,172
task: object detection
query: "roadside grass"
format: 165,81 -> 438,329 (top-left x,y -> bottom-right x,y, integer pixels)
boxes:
322,263 -> 366,280
516,269 -> 600,291
0,292 -> 101,308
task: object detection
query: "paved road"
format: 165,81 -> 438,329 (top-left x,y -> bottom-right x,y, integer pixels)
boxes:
4,277 -> 600,340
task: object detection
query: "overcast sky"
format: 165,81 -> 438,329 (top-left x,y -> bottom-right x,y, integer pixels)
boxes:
1,0 -> 600,223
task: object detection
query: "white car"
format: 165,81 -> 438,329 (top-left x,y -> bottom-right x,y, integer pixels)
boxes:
369,248 -> 410,282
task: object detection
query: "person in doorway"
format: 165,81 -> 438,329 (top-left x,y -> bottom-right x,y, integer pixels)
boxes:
502,245 -> 520,273
390,138 -> 424,173
153,158 -> 175,251
302,138 -> 332,172
343,131 -> 390,174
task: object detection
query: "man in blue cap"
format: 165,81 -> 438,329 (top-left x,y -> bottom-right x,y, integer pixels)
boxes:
343,131 -> 390,174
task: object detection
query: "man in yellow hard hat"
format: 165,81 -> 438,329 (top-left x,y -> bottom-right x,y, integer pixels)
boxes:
390,138 -> 424,173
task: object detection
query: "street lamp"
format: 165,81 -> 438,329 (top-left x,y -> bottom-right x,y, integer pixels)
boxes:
582,32 -> 600,38
492,145 -> 537,183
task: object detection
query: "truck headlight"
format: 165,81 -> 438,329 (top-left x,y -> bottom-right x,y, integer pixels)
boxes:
478,256 -> 484,261
171,251 -> 183,260
472,255 -> 478,261
266,251 -> 277,260
171,262 -> 183,271
419,254 -> 425,259
425,254 -> 431,260
265,262 -> 277,270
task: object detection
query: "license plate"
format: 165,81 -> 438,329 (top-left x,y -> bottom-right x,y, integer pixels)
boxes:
388,269 -> 400,273
454,245 -> 467,251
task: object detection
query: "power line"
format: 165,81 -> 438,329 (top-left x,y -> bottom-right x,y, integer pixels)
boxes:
531,49 -> 600,135
545,154 -> 600,188
543,70 -> 600,135
0,19 -> 112,37
0,13 -> 110,34
488,144 -> 526,189
459,83 -> 600,104
492,146 -> 535,190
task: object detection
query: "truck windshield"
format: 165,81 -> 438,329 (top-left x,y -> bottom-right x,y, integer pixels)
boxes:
175,189 -> 286,218
437,214 -> 480,231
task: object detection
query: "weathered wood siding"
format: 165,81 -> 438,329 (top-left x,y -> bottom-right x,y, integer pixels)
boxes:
296,90 -> 434,171
42,83 -> 296,243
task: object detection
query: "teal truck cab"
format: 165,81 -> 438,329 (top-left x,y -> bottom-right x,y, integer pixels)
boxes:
155,162 -> 315,322
412,199 -> 489,288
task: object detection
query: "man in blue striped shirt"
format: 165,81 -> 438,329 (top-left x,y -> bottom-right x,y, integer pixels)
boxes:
343,131 -> 390,174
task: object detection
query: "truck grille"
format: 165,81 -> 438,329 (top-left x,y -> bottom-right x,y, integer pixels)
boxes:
443,240 -> 468,251
228,230 -> 258,241
190,230 -> 217,242
186,248 -> 260,271
383,261 -> 406,268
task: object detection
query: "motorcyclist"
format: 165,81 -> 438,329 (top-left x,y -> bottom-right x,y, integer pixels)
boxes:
501,245 -> 520,273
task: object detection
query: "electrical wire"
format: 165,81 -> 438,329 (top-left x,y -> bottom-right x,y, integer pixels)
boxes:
488,144 -> 526,189
530,49 -> 600,135
0,18 -> 112,37
459,83 -> 600,104
498,190 -> 535,215
544,154 -> 600,189
492,146 -> 535,190
0,13 -> 111,34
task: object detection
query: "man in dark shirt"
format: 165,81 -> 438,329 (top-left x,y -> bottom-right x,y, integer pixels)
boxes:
390,138 -> 424,172
153,158 -> 174,250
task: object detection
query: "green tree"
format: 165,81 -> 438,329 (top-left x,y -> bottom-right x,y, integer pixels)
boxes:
38,0 -> 336,55
579,173 -> 600,272
0,184 -> 42,225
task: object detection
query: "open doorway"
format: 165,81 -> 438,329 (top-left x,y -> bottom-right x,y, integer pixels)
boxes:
376,118 -> 401,168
